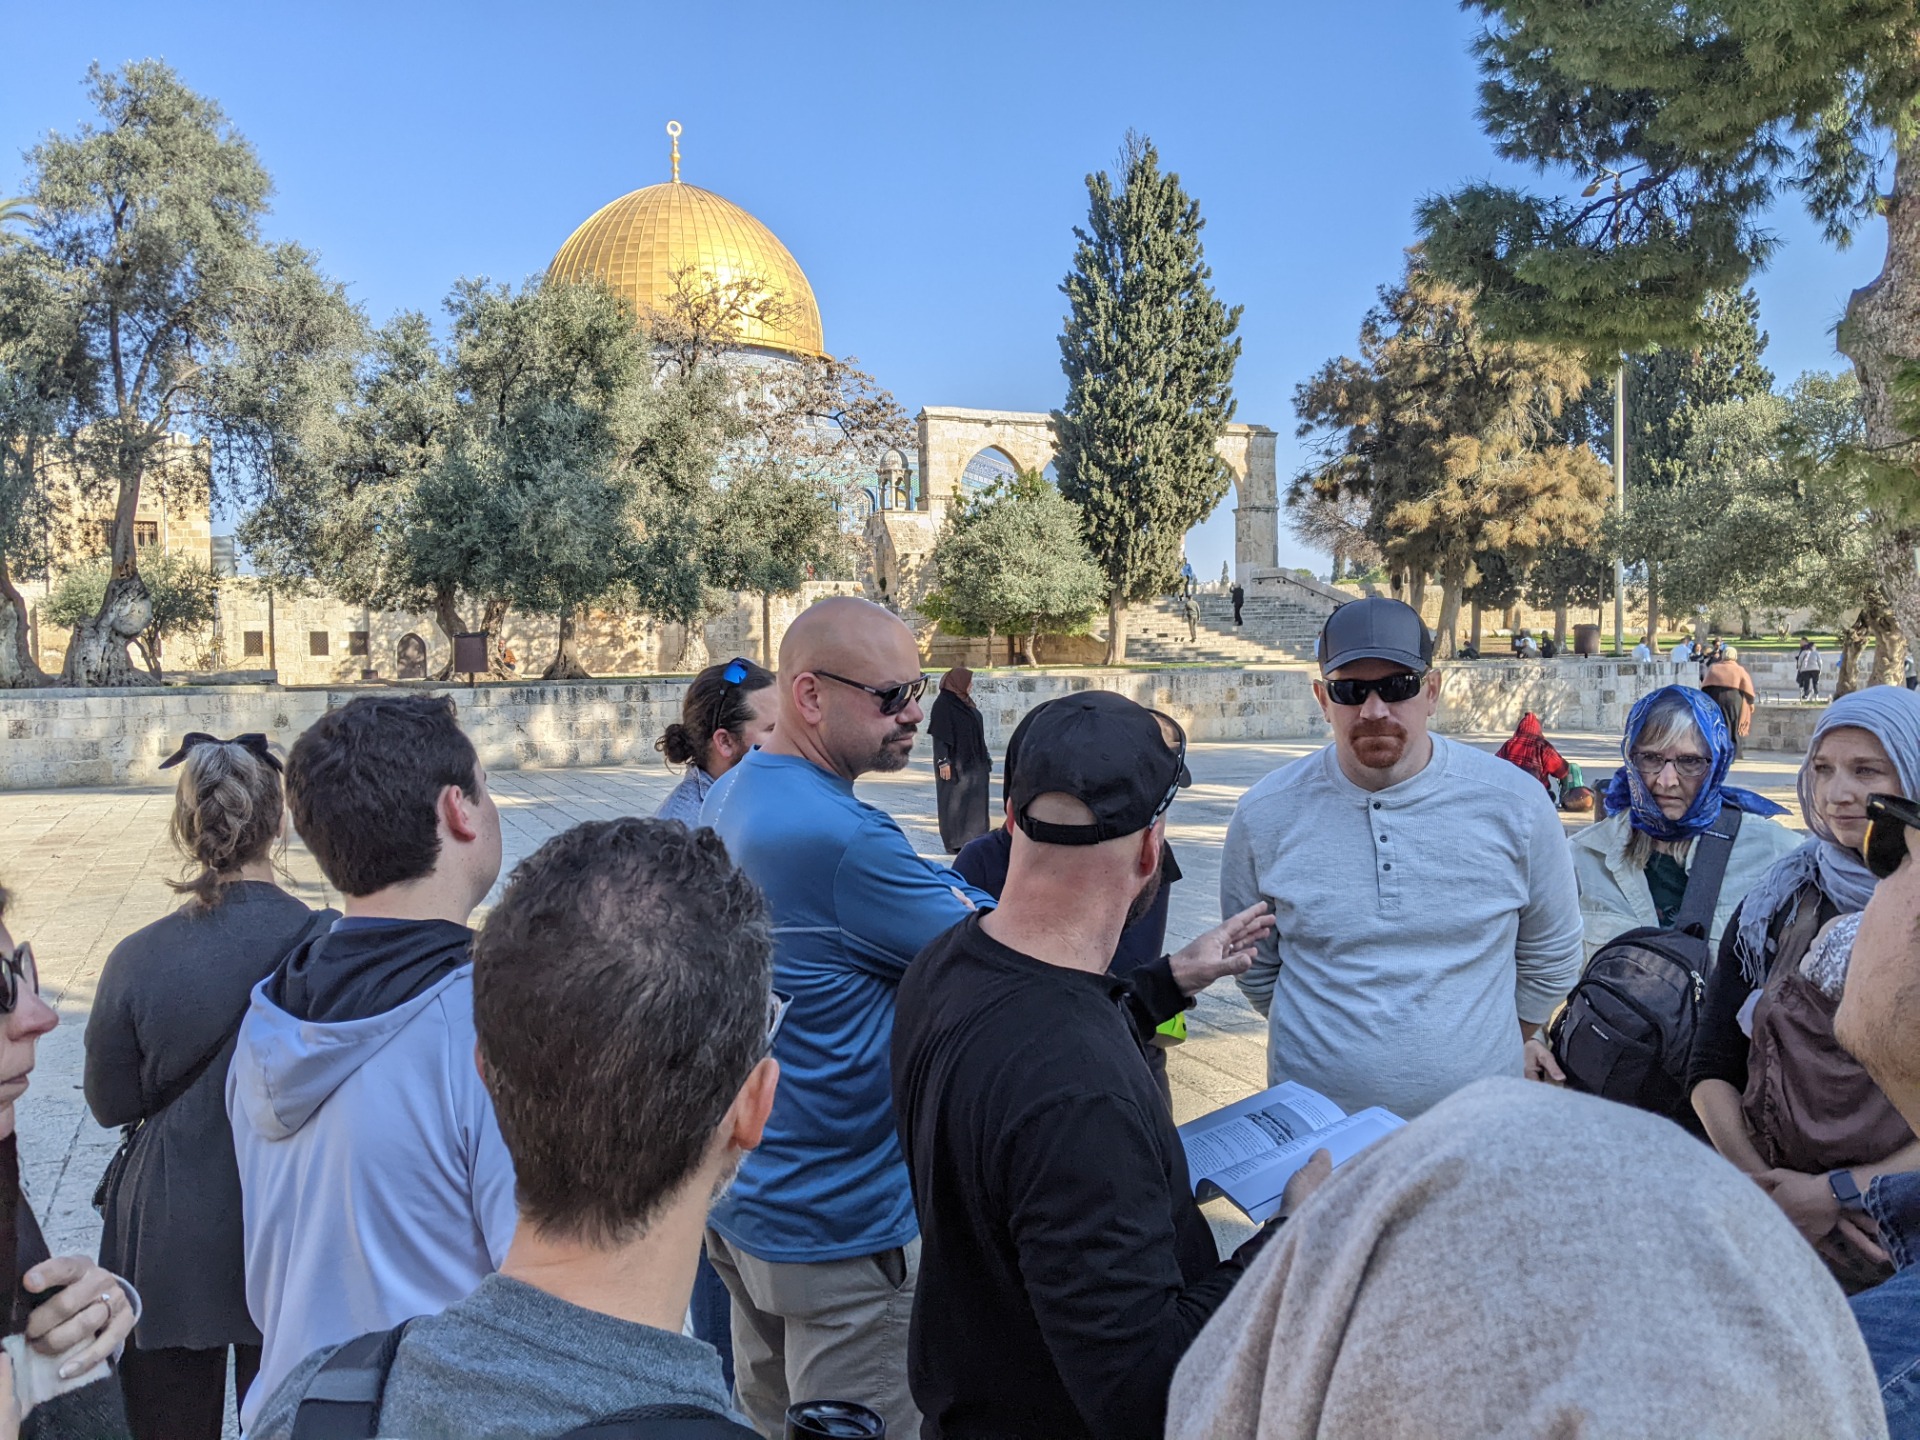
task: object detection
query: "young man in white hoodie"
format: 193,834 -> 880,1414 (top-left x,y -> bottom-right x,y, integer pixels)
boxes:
226,694 -> 510,1430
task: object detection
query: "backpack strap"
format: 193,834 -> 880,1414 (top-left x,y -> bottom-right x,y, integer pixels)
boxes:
1673,807 -> 1744,938
289,1322 -> 412,1440
558,1409 -> 762,1439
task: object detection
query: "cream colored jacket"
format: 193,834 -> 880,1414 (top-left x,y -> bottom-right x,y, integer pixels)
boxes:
1568,808 -> 1805,963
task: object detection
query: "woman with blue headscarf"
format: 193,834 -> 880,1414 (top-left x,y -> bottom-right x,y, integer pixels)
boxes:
1687,686 -> 1920,1289
1568,686 -> 1800,965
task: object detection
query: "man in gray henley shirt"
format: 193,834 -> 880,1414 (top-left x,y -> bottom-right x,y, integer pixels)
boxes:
1221,599 -> 1582,1118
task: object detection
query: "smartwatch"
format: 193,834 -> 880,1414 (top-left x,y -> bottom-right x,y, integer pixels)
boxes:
1827,1169 -> 1867,1214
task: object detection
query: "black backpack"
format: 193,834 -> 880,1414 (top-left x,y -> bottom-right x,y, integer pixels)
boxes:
1547,807 -> 1742,1123
289,1321 -> 760,1440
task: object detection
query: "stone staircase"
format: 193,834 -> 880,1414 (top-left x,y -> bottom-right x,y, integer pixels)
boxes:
1119,594 -> 1326,666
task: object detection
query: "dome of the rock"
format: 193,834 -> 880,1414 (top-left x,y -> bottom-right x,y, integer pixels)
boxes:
548,123 -> 824,359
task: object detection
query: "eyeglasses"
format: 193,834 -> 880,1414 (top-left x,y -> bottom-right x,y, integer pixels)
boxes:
813,670 -> 929,717
765,989 -> 793,1054
1324,672 -> 1425,707
0,943 -> 38,1015
1630,750 -> 1712,781
1151,712 -> 1190,822
1865,794 -> 1920,879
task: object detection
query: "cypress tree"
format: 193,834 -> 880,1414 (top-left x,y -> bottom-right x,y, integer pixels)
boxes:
1053,133 -> 1241,664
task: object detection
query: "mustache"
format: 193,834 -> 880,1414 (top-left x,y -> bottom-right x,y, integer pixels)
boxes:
1350,721 -> 1407,739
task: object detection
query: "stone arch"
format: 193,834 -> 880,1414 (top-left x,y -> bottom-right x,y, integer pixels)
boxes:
396,632 -> 428,680
913,406 -> 1279,581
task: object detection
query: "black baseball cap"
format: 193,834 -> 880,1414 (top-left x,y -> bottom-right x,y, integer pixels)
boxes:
1315,597 -> 1434,675
1007,691 -> 1191,846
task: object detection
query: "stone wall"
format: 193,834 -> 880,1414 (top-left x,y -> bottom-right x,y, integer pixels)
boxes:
0,658 -> 1686,791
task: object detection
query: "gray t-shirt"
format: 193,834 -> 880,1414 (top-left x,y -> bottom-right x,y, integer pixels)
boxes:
248,1273 -> 739,1440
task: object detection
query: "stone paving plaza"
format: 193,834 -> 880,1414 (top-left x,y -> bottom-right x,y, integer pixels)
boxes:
0,729 -> 1815,1273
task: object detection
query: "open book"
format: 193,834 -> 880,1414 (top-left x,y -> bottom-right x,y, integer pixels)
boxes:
1178,1081 -> 1405,1224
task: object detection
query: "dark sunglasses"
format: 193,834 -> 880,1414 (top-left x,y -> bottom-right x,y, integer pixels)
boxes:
813,669 -> 928,717
1324,671 -> 1425,707
1865,794 -> 1920,879
0,943 -> 38,1015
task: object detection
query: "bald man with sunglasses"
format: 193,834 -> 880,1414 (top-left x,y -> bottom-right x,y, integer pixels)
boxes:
699,597 -> 993,1439
1221,598 -> 1584,1119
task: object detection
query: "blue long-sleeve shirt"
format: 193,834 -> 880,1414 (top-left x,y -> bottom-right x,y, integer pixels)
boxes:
702,749 -> 994,1262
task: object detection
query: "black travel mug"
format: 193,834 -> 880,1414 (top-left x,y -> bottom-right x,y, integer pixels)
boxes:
784,1400 -> 886,1439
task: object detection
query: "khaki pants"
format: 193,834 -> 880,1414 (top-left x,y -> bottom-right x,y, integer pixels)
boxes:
704,1227 -> 921,1439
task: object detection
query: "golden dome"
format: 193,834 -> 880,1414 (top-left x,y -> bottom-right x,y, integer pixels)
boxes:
548,126 -> 824,359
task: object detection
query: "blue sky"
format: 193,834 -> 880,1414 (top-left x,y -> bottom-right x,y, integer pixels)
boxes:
1,0 -> 1883,579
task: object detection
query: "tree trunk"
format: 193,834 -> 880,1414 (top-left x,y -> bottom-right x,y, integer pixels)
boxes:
480,597 -> 513,679
1408,568 -> 1428,617
0,554 -> 48,688
1019,629 -> 1038,665
1841,138 -> 1920,656
1469,601 -> 1484,652
1433,564 -> 1466,659
63,570 -> 154,687
1104,588 -> 1128,665
1837,608 -> 1873,697
1867,586 -> 1908,687
432,587 -> 466,681
1553,600 -> 1570,651
761,591 -> 774,669
1331,544 -> 1346,584
541,608 -> 592,680
70,455 -> 151,686
1645,561 -> 1661,647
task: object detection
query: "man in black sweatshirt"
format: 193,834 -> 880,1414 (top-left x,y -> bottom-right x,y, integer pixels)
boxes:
892,692 -> 1298,1440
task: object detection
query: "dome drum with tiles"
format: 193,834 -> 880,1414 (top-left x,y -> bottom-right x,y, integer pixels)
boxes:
548,121 -> 824,359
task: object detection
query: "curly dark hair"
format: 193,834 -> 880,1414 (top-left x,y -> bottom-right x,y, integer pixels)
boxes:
287,695 -> 478,897
472,817 -> 772,1244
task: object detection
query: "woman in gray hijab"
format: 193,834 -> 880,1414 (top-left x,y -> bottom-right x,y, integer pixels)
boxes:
1687,686 -> 1920,1287
1167,1079 -> 1887,1440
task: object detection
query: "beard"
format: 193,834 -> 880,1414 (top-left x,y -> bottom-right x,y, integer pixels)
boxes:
861,726 -> 918,775
1346,720 -> 1409,771
1124,847 -> 1167,928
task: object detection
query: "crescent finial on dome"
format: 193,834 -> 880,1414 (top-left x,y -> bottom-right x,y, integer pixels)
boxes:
667,120 -> 682,184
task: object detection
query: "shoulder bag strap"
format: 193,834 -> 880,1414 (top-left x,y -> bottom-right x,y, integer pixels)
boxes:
1673,806 -> 1744,938
289,1321 -> 411,1440
560,1411 -> 763,1439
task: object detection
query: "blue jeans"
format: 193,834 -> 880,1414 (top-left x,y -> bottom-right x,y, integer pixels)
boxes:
1851,1173 -> 1920,1438
692,1242 -> 736,1389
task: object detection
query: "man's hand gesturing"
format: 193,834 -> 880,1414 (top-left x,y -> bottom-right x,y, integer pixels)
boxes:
1169,901 -> 1275,997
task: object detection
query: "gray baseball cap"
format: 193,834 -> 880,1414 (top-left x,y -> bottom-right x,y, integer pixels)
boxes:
1315,597 -> 1434,675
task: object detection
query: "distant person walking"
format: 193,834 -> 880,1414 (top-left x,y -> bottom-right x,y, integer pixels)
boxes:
1180,560 -> 1196,598
1183,595 -> 1200,643
930,667 -> 991,853
1634,636 -> 1655,663
1230,583 -> 1245,626
1702,645 -> 1758,757
1798,639 -> 1824,701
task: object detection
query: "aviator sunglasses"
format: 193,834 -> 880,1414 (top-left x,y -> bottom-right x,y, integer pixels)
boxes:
1323,671 -> 1426,707
1865,793 -> 1920,880
813,669 -> 929,717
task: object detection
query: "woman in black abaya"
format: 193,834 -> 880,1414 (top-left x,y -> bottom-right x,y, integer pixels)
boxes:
929,667 -> 991,852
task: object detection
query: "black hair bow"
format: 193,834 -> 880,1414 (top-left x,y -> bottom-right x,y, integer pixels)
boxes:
158,732 -> 283,773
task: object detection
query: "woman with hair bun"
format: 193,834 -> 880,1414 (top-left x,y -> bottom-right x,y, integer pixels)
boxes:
84,734 -> 334,1440
655,657 -> 778,826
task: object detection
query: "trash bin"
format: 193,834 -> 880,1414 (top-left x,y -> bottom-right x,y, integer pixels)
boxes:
1573,624 -> 1602,657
